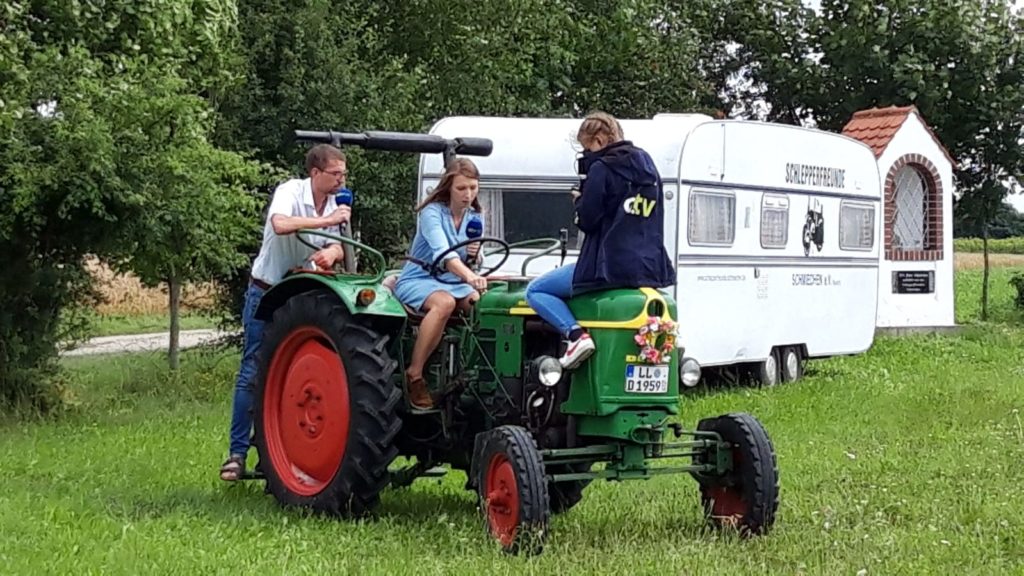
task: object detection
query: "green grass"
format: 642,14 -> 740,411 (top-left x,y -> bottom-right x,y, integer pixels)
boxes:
955,265 -> 1024,325
84,311 -> 219,338
3,271 -> 1024,574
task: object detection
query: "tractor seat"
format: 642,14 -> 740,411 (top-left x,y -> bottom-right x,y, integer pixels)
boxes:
381,273 -> 470,327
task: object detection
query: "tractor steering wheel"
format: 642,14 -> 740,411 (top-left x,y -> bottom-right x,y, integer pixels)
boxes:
428,236 -> 510,285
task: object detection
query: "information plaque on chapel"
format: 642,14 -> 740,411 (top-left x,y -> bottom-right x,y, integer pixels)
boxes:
892,271 -> 935,294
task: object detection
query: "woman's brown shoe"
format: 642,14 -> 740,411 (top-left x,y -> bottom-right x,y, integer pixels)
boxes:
407,375 -> 434,409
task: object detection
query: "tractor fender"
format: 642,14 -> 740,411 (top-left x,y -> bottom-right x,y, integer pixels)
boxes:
254,274 -> 407,326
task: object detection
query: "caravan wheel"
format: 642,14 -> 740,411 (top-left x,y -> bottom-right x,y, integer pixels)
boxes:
755,351 -> 780,387
781,347 -> 803,383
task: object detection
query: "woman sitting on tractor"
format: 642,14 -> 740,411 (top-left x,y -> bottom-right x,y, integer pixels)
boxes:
395,158 -> 488,409
526,111 -> 676,369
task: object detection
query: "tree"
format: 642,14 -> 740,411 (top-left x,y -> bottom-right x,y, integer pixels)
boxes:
953,197 -> 1024,239
380,0 -> 578,116
214,0 -> 427,262
0,0 -> 264,405
709,0 -> 818,123
745,0 -> 1024,320
108,75 -> 270,368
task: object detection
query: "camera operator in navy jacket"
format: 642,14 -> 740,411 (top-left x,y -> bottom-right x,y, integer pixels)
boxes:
526,112 -> 676,369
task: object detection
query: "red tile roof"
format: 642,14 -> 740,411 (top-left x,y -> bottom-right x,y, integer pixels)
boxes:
841,105 -> 955,167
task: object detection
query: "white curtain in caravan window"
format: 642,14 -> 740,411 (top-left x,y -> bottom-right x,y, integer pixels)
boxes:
840,203 -> 875,250
477,188 -> 505,239
688,192 -> 736,245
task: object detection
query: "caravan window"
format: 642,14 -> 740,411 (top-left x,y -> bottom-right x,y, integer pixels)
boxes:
477,188 -> 582,248
760,194 -> 789,249
688,191 -> 735,246
839,201 -> 875,251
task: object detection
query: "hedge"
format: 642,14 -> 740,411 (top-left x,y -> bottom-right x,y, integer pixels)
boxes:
954,237 -> 1024,254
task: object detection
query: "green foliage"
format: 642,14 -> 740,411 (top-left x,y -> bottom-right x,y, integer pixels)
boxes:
1009,272 -> 1024,309
381,0 -> 578,116
806,0 -> 1024,200
93,61 -> 273,290
210,0 -> 796,327
954,237 -> 1024,254
0,0 -> 263,405
954,197 -> 1024,239
216,0 -> 425,262
549,1 -> 704,116
696,0 -> 817,122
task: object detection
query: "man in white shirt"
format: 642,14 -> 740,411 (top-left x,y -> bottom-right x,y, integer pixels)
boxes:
220,143 -> 352,482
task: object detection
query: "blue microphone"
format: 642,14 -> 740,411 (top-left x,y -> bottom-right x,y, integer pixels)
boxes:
334,187 -> 356,272
465,215 -> 483,267
335,187 -> 353,206
466,215 -> 483,239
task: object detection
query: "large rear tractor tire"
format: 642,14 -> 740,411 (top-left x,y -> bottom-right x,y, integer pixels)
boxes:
476,426 -> 550,555
254,291 -> 401,517
694,413 -> 779,536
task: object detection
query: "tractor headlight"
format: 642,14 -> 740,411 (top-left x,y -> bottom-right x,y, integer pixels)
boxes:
356,288 -> 376,307
680,357 -> 701,388
533,356 -> 563,387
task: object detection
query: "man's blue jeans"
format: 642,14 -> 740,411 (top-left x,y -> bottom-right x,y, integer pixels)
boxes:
228,282 -> 266,457
525,264 -> 580,338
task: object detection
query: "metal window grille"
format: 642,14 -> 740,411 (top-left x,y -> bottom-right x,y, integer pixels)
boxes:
892,166 -> 928,249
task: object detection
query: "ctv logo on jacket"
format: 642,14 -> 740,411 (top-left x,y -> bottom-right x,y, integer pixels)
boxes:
623,194 -> 656,217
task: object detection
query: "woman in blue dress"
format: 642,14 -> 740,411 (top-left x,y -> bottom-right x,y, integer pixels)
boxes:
395,158 -> 487,409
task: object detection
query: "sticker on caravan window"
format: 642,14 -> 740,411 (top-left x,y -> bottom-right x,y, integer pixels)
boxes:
785,163 -> 846,189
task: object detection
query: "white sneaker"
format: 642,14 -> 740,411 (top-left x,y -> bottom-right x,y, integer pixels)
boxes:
560,333 -> 596,369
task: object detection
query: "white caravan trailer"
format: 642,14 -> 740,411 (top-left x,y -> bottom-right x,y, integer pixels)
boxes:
417,114 -> 882,386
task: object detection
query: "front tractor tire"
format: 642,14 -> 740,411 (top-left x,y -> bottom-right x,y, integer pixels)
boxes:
695,413 -> 779,536
253,291 -> 401,517
476,426 -> 551,555
547,462 -> 593,514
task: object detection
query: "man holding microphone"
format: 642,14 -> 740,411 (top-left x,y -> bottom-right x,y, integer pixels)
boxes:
219,143 -> 352,482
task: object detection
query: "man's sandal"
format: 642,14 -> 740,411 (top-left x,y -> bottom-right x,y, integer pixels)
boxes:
219,454 -> 246,482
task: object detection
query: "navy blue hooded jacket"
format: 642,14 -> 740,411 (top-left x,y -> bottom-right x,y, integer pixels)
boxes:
572,140 -> 676,292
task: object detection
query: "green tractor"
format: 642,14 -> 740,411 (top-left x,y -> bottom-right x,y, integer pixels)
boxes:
248,129 -> 779,554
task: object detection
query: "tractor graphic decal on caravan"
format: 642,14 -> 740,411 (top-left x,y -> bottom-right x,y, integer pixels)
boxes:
802,197 -> 825,256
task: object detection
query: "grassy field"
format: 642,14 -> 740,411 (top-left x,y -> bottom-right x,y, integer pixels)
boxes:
2,264 -> 1024,574
84,311 -> 219,338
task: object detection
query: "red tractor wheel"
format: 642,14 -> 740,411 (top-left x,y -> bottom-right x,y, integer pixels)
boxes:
261,326 -> 349,496
254,292 -> 401,517
695,413 -> 779,536
476,426 -> 550,555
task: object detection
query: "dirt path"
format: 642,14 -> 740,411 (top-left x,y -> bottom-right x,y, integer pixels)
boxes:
60,329 -> 231,357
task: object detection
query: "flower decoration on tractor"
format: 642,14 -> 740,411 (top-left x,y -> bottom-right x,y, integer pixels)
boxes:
634,316 -> 676,364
